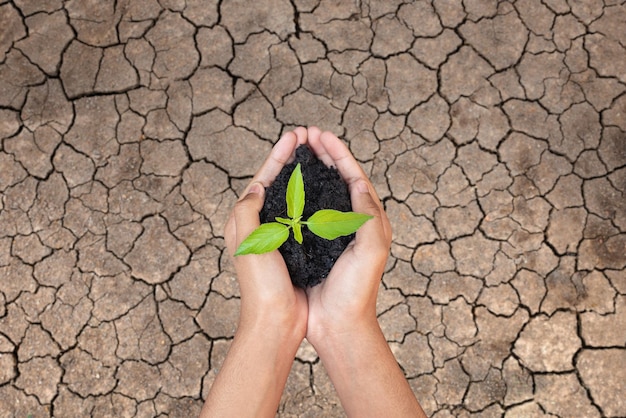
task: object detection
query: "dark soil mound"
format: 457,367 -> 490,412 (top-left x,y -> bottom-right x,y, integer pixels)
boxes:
260,146 -> 353,288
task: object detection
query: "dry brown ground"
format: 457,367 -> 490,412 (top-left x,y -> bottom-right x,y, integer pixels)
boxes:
1,0 -> 625,416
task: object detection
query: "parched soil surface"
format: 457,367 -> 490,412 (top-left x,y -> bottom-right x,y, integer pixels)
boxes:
0,0 -> 625,416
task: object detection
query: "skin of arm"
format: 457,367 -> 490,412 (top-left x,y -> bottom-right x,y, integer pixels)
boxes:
304,128 -> 428,418
200,127 -> 426,417
199,131 -> 309,418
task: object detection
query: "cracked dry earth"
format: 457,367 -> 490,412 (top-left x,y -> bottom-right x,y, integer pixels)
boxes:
0,0 -> 625,417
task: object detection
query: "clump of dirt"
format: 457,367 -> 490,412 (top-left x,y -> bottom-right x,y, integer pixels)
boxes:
260,146 -> 353,288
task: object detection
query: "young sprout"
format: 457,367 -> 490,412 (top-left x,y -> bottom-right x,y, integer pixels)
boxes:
235,163 -> 372,256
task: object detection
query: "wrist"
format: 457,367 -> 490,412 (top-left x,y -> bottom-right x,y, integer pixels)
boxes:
203,297 -> 306,418
306,318 -> 426,418
239,303 -> 307,349
307,314 -> 381,353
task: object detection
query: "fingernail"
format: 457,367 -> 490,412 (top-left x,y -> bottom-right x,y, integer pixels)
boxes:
356,180 -> 369,194
248,182 -> 263,195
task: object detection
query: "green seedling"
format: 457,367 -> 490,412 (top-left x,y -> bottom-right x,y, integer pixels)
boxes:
235,163 -> 373,256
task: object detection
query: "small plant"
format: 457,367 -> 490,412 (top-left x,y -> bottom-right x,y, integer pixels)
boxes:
235,163 -> 372,256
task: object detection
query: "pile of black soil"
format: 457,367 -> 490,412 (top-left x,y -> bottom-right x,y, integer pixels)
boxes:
260,146 -> 353,288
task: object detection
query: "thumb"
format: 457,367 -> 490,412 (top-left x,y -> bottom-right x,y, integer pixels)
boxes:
349,179 -> 392,249
233,182 -> 266,245
351,180 -> 379,215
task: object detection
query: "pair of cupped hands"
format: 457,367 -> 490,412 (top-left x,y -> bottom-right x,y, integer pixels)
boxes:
225,126 -> 392,347
206,127 -> 425,418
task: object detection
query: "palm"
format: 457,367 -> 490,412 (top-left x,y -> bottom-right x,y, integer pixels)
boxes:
306,241 -> 384,341
234,251 -> 308,333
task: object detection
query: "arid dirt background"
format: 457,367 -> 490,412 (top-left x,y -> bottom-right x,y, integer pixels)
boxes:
1,0 -> 625,417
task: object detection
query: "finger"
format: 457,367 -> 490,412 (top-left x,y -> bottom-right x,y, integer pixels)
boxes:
317,131 -> 391,241
250,131 -> 299,187
293,126 -> 309,147
318,131 -> 368,184
306,126 -> 335,167
233,182 -> 265,248
350,179 -> 392,249
282,127 -> 309,164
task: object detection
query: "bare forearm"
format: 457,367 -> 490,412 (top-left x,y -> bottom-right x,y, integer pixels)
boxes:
201,324 -> 302,417
313,320 -> 427,418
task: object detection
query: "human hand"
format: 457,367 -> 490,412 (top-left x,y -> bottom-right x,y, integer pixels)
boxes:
224,128 -> 310,339
295,129 -> 425,418
203,129 -> 312,417
203,130 -> 312,417
303,127 -> 393,346
207,128 -> 424,418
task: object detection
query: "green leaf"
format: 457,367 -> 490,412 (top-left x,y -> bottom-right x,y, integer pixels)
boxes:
305,209 -> 373,240
276,217 -> 292,225
234,222 -> 290,256
286,163 -> 305,219
293,222 -> 303,244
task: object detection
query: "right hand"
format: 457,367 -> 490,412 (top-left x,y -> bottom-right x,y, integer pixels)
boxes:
224,128 -> 310,339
